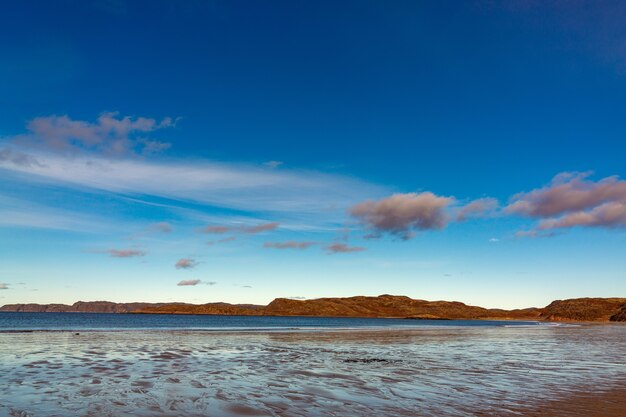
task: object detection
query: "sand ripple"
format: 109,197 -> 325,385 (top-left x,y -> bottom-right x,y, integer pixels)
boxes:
0,326 -> 625,416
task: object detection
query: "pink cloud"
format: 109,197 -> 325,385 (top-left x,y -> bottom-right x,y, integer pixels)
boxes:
326,243 -> 366,254
200,225 -> 231,234
107,249 -> 146,258
507,172 -> 626,218
537,202 -> 626,230
242,222 -> 280,234
175,258 -> 198,269
350,192 -> 454,239
177,279 -> 201,286
263,241 -> 316,250
15,112 -> 175,156
507,172 -> 626,233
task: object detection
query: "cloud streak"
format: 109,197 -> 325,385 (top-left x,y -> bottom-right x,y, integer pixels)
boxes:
242,222 -> 280,234
177,279 -> 201,286
107,249 -> 146,258
201,222 -> 280,236
326,243 -> 366,254
0,283 -> 8,290
263,241 -> 316,250
200,225 -> 231,234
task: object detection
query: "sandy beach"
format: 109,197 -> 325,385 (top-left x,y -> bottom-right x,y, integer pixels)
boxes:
1,324 -> 625,416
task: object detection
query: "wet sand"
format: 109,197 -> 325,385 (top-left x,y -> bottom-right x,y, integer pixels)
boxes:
521,387 -> 626,417
1,325 -> 625,416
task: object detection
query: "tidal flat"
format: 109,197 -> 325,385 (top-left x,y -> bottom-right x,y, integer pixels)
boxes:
1,324 -> 625,416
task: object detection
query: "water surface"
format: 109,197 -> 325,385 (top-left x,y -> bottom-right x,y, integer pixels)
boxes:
1,321 -> 625,416
0,311 -> 538,331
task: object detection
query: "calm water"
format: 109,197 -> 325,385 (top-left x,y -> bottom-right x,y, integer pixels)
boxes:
0,315 -> 624,416
0,312 -> 540,331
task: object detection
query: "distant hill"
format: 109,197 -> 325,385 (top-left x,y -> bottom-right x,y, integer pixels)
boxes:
2,296 -> 625,322
539,298 -> 626,322
0,301 -> 169,313
134,302 -> 264,315
263,295 -> 542,320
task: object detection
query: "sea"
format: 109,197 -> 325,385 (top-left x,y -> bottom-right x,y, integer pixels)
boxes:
1,313 -> 625,416
0,311 -> 539,331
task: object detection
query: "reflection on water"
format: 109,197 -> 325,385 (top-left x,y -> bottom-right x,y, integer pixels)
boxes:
1,325 -> 625,416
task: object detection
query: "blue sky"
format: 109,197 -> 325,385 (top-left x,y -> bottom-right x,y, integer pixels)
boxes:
1,0 -> 625,308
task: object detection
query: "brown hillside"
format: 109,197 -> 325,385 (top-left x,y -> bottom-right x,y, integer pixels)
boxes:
263,294 -> 537,320
134,302 -> 264,315
0,301 -> 169,313
540,298 -> 626,322
2,296 -> 624,322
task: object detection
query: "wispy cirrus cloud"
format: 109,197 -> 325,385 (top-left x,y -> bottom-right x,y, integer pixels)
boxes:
0,113 -> 384,227
326,243 -> 366,254
263,241 -> 316,250
175,258 -> 198,269
507,172 -> 626,234
0,203 -> 115,233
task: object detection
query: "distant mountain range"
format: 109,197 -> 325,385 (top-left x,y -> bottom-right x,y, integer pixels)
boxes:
2,295 -> 625,322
